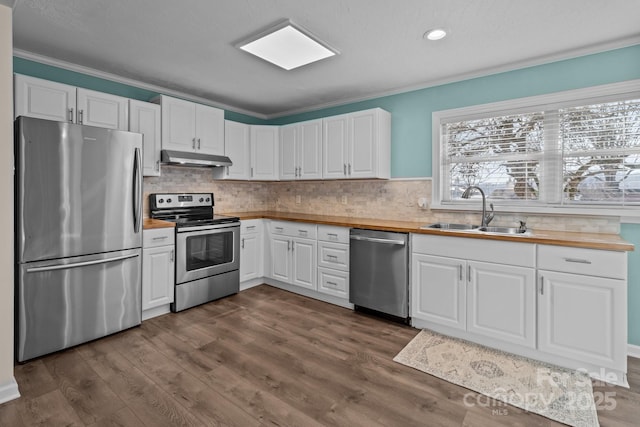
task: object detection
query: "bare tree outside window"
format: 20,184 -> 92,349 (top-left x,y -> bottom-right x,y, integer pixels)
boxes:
442,97 -> 640,206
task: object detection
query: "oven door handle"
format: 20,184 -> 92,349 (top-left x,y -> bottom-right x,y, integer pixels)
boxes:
176,223 -> 240,233
176,224 -> 240,233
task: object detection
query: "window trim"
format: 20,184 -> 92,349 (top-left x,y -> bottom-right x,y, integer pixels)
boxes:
431,79 -> 640,217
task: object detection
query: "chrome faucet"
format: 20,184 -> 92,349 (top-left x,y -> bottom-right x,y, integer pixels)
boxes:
461,186 -> 494,227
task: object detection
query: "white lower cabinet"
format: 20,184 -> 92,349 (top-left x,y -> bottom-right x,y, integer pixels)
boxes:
538,270 -> 626,370
240,220 -> 264,284
268,221 -> 317,291
316,225 -> 350,299
412,254 -> 466,330
536,244 -> 627,373
467,261 -> 536,348
412,235 -> 629,385
412,251 -> 535,348
142,228 -> 175,319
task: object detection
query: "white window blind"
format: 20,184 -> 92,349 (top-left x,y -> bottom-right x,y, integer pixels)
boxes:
438,85 -> 640,208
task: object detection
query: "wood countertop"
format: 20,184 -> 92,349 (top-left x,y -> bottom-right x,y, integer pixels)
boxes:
143,218 -> 175,230
222,211 -> 634,252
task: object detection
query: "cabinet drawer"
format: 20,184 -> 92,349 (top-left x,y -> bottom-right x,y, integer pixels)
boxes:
270,220 -> 317,239
537,245 -> 626,279
317,267 -> 349,298
143,228 -> 175,248
318,225 -> 349,243
318,242 -> 349,271
241,219 -> 263,235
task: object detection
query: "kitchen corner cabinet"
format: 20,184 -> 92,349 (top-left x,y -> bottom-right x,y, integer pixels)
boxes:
280,119 -> 323,180
14,74 -> 128,130
323,108 -> 391,179
250,125 -> 279,180
537,245 -> 627,371
155,95 -> 224,155
240,220 -> 264,282
142,228 -> 175,317
412,235 -> 536,348
268,221 -> 317,290
224,120 -> 251,180
129,100 -> 161,176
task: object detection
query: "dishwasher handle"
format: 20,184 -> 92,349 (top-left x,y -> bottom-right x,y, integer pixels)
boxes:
350,235 -> 406,246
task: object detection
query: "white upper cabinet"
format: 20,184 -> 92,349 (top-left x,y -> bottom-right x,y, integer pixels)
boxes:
323,114 -> 349,179
155,95 -> 224,155
224,120 -> 251,180
323,108 -> 390,179
250,125 -> 279,180
15,75 -> 128,130
280,119 -> 323,180
14,74 -> 76,122
129,100 -> 161,177
76,88 -> 128,130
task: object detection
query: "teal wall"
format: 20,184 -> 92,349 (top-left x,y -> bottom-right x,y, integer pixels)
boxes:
12,57 -> 266,125
268,44 -> 640,178
13,45 -> 640,345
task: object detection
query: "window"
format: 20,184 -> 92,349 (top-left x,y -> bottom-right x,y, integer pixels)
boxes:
433,81 -> 640,211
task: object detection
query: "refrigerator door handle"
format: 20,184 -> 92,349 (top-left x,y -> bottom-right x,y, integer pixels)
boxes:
133,147 -> 142,233
26,253 -> 139,273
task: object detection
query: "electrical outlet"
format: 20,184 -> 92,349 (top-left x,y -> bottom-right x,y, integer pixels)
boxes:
295,195 -> 301,204
341,195 -> 348,205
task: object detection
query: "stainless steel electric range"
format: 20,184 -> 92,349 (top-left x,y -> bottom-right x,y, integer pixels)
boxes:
149,193 -> 240,312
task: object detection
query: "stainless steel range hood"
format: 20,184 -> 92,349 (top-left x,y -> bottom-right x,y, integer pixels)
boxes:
161,150 -> 232,168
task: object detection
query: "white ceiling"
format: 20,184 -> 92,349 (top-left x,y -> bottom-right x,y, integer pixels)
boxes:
10,0 -> 640,118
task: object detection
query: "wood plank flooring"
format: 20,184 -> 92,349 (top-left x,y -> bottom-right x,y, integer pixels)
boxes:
1,284 -> 639,426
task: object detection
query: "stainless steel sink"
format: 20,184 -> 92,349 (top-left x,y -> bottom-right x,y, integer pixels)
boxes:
421,223 -> 479,231
477,226 -> 528,235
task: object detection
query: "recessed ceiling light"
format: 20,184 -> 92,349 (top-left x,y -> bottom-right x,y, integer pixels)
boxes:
424,28 -> 447,41
237,20 -> 338,70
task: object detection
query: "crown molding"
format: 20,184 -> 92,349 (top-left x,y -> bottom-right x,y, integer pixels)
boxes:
12,49 -> 269,120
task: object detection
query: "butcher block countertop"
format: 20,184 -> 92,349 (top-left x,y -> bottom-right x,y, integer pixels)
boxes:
143,218 -> 175,229
222,211 -> 634,252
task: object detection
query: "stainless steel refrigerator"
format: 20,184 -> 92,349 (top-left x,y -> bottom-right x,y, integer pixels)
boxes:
15,116 -> 143,362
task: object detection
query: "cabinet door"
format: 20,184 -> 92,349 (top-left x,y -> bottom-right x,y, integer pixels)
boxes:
323,115 -> 349,179
279,124 -> 297,180
299,119 -> 323,179
467,261 -> 535,348
251,125 -> 279,180
538,270 -> 626,370
161,96 -> 196,151
349,110 -> 376,178
411,254 -> 466,330
292,238 -> 316,290
14,74 -> 76,122
130,100 -> 161,177
240,232 -> 262,282
270,235 -> 291,282
224,120 -> 251,180
142,245 -> 175,310
195,103 -> 224,155
76,88 -> 128,130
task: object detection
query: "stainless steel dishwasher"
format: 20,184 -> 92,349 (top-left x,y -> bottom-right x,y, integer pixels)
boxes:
349,228 -> 409,322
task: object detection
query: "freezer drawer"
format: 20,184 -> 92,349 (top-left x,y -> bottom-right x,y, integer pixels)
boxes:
16,248 -> 142,362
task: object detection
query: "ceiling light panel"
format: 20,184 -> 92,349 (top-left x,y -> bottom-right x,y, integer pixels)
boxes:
238,20 -> 337,70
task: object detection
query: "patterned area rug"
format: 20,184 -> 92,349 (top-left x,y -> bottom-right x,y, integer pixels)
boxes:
393,329 -> 599,427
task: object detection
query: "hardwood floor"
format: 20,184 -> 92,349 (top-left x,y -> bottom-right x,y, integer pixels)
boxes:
1,284 -> 639,426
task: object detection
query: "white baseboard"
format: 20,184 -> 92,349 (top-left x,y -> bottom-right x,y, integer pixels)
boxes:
0,378 -> 20,404
142,304 -> 171,321
628,343 -> 640,359
240,279 -> 264,291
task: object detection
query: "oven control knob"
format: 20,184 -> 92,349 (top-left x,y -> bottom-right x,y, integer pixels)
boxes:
199,198 -> 204,202
206,197 -> 210,202
167,198 -> 172,203
158,198 -> 164,204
